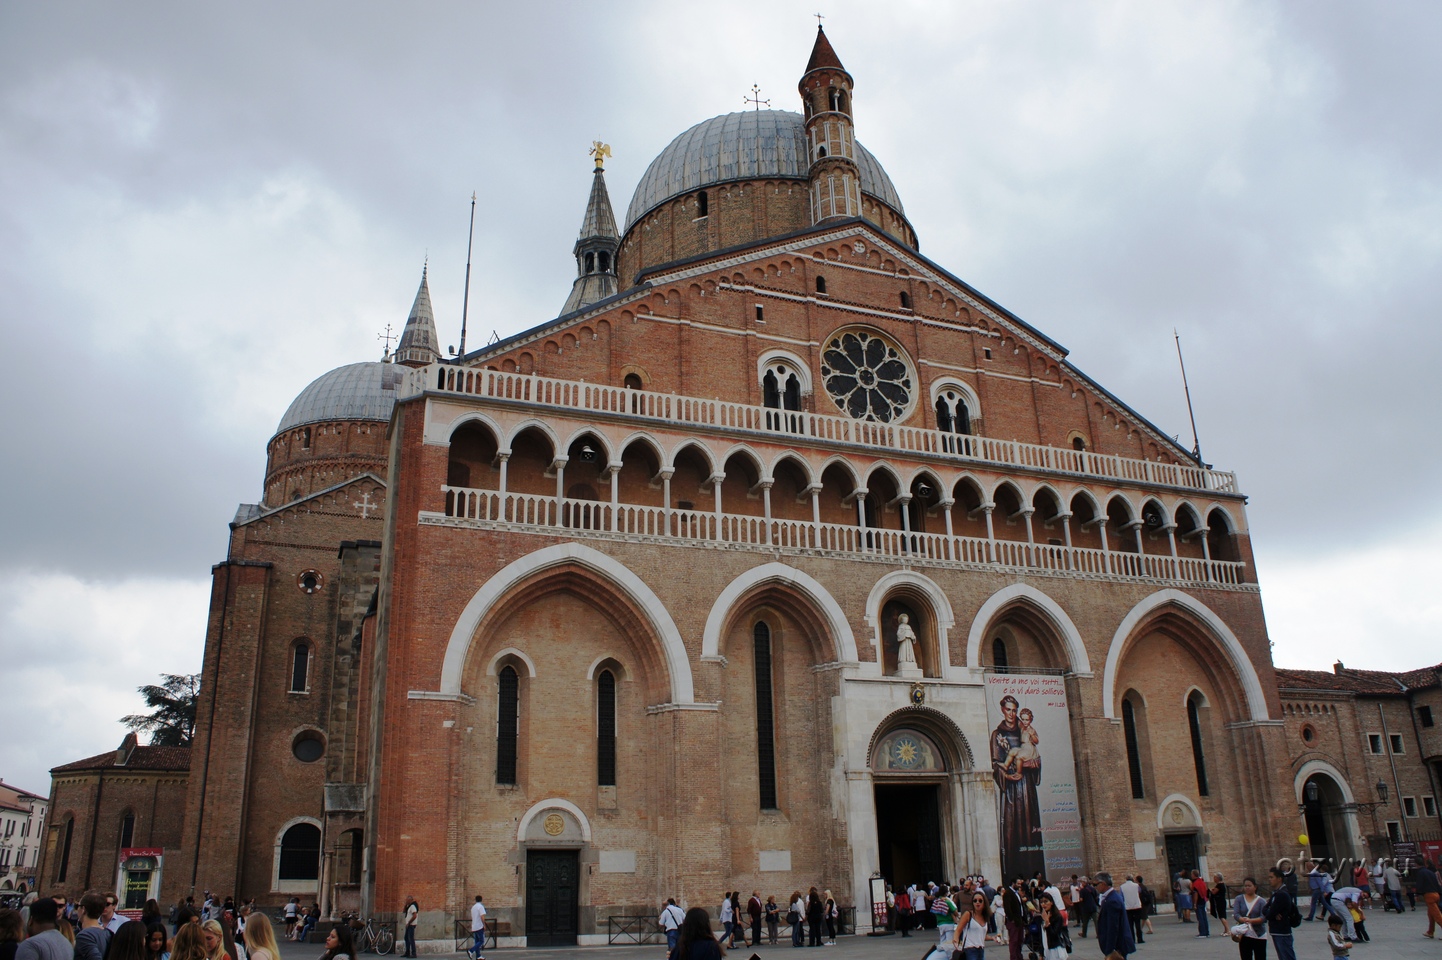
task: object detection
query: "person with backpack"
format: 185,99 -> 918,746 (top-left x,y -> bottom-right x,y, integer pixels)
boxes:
894,887 -> 912,937
1266,867 -> 1300,960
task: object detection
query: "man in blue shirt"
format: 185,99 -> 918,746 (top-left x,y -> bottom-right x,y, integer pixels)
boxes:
1094,873 -> 1135,957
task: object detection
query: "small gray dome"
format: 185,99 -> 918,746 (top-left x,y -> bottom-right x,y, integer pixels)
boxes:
623,110 -> 905,231
275,362 -> 397,435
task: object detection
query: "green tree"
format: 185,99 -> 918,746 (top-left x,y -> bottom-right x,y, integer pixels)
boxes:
121,672 -> 200,746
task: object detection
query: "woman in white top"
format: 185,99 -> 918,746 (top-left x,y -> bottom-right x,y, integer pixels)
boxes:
1231,877 -> 1268,960
950,892 -> 992,960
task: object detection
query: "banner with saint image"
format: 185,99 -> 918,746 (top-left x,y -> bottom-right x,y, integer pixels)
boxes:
984,673 -> 1084,881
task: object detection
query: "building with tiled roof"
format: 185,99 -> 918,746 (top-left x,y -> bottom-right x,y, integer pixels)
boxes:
35,734 -> 188,904
1275,661 -> 1442,866
0,779 -> 47,894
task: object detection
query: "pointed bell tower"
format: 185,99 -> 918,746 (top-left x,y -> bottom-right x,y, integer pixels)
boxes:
395,264 -> 439,367
800,25 -> 862,225
561,143 -> 621,315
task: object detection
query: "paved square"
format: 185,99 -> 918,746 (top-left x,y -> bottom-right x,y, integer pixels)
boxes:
275,903 -> 1442,959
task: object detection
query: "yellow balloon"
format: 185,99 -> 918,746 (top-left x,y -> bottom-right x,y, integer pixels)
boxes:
1298,834 -> 1310,845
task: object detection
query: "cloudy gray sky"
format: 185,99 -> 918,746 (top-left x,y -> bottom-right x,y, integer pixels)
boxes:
2,1 -> 1439,793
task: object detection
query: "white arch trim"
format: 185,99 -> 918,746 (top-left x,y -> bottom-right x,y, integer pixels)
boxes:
425,409 -> 505,447
1101,589 -> 1269,722
516,798 -> 592,844
965,583 -> 1093,677
486,647 -> 537,678
701,562 -> 858,665
1155,793 -> 1204,831
438,542 -> 694,703
866,570 -> 957,680
757,348 -> 815,395
1295,759 -> 1357,805
271,815 -> 323,893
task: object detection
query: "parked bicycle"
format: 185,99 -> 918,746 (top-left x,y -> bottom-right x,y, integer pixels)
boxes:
345,914 -> 395,955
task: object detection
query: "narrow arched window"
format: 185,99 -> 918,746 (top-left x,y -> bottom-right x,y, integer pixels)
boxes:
900,291 -> 911,309
753,622 -> 778,809
783,374 -> 801,412
936,398 -> 953,433
277,822 -> 321,882
57,816 -> 74,882
829,89 -> 841,112
1188,693 -> 1210,796
598,251 -> 610,273
815,275 -> 827,294
763,370 -> 781,409
290,642 -> 309,693
1122,698 -> 1146,799
119,812 -> 135,849
584,252 -> 595,274
992,637 -> 1009,673
597,669 -> 617,787
696,190 -> 709,217
497,666 -> 519,785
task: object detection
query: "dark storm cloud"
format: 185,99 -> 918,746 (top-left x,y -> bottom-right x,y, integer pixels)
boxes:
1,1 -> 1439,790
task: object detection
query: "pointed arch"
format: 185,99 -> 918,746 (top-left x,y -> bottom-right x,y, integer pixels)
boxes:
718,443 -> 766,479
767,452 -> 815,486
432,410 -> 504,447
701,562 -> 859,666
559,426 -> 614,464
865,570 -> 956,679
437,542 -> 694,704
1101,589 -> 1269,722
866,705 -> 977,771
964,583 -> 1092,676
816,455 -> 861,490
666,439 -> 718,476
616,430 -> 666,467
502,418 -> 560,456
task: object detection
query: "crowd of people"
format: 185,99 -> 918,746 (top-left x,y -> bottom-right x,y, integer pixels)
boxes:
0,891 -> 359,960
657,888 -> 842,957
653,856 -> 1442,960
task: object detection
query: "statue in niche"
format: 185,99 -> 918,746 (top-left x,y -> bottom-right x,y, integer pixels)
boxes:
895,613 -> 919,670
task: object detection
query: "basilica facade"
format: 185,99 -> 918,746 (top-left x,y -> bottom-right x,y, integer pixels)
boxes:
126,28 -> 1301,947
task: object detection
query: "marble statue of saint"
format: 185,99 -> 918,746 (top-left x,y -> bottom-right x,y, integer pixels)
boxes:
895,613 -> 918,668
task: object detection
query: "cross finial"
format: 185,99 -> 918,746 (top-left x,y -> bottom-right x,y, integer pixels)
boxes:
814,11 -> 824,28
589,141 -> 612,170
378,322 -> 397,359
744,84 -> 770,112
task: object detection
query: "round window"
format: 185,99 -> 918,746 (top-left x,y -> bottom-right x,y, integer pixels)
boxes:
1301,724 -> 1315,744
820,328 -> 914,422
292,732 -> 325,763
297,570 -> 323,594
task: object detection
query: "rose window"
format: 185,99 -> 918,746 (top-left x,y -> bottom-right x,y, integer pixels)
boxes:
820,329 -> 914,422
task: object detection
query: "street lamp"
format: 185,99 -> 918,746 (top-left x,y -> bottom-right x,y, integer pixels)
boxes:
1376,780 -> 1388,804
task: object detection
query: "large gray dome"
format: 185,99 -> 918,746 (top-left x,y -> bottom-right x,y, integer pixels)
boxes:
623,110 -> 905,231
275,361 -> 397,435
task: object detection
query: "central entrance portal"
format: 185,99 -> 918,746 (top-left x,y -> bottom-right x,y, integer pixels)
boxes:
525,850 -> 579,947
875,783 -> 944,889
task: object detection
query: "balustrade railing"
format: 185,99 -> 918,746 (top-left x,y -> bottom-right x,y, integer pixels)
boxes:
439,486 -> 1247,586
406,366 -> 1239,494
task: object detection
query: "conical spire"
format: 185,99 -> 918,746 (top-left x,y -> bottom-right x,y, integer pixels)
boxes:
577,166 -> 619,241
396,264 -> 439,366
561,151 -> 621,316
804,25 -> 848,78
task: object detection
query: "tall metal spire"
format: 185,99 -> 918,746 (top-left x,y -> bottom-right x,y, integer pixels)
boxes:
395,263 -> 439,367
561,143 -> 621,316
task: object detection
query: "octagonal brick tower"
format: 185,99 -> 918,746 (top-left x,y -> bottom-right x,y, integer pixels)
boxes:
800,25 -> 862,225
